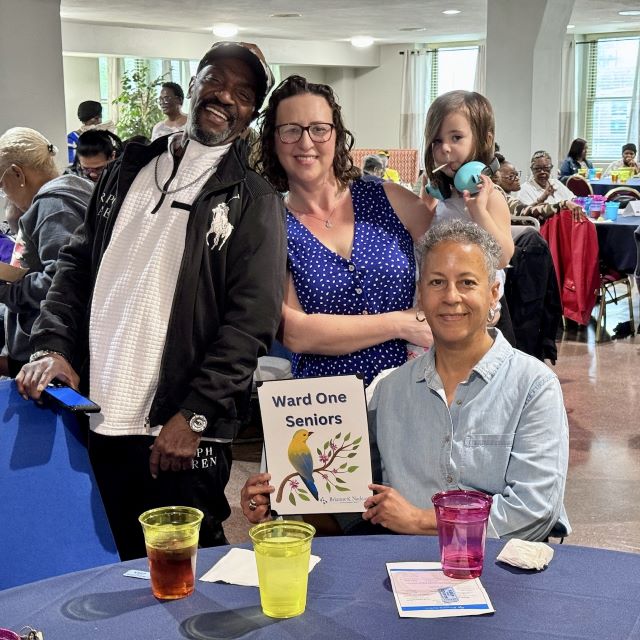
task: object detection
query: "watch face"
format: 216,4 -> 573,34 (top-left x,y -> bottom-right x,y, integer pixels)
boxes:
190,415 -> 207,433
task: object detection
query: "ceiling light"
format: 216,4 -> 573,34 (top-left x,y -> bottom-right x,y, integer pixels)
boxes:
442,9 -> 461,15
269,13 -> 302,18
351,35 -> 374,48
618,10 -> 640,15
567,24 -> 575,29
212,23 -> 239,38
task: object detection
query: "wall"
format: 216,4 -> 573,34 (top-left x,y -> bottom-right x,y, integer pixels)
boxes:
63,56 -> 101,134
0,0 -> 67,166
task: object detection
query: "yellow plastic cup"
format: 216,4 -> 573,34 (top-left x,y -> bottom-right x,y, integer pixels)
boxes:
611,170 -> 619,183
138,506 -> 203,600
249,520 -> 316,618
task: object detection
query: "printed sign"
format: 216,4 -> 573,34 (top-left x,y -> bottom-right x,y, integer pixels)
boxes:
257,375 -> 372,515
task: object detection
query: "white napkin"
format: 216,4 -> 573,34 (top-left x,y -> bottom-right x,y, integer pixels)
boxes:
199,547 -> 321,587
496,538 -> 554,571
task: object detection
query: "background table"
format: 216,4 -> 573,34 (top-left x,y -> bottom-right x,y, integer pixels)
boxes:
589,176 -> 640,196
593,216 -> 640,273
2,535 -> 640,639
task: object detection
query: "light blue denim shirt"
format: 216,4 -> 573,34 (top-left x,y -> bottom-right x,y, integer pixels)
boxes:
368,329 -> 570,541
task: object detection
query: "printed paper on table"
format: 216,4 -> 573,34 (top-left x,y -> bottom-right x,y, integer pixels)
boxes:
257,374 -> 372,515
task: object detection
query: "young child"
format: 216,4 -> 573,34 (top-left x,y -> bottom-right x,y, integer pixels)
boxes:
420,91 -> 514,336
422,90 -> 514,269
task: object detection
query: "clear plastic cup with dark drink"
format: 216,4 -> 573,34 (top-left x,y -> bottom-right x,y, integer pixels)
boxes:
139,506 -> 203,599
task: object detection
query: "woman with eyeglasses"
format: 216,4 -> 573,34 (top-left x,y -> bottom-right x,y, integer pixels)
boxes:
151,82 -> 187,141
0,127 -> 92,377
494,154 -> 521,194
256,75 -> 433,386
518,150 -> 576,207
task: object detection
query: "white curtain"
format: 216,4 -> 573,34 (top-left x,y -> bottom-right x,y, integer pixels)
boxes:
626,42 -> 640,148
399,50 -> 431,157
558,36 -> 576,164
107,57 -> 123,125
474,44 -> 486,95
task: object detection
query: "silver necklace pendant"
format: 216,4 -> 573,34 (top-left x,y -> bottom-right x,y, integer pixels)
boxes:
325,220 -> 333,229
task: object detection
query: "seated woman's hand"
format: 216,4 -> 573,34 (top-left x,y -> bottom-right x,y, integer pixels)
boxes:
240,472 -> 275,524
363,484 -> 437,535
564,200 -> 587,222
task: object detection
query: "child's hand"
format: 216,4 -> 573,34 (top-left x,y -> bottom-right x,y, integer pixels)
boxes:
463,173 -> 493,218
419,174 -> 439,215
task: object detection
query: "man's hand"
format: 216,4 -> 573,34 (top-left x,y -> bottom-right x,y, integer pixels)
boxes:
363,484 -> 437,535
149,412 -> 201,479
15,355 -> 80,400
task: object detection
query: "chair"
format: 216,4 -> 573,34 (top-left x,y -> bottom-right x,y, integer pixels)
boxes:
510,215 -> 540,240
595,268 -> 636,342
566,174 -> 593,196
604,186 -> 640,204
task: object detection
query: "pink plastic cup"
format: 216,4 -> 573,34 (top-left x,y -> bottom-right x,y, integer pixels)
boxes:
432,490 -> 493,579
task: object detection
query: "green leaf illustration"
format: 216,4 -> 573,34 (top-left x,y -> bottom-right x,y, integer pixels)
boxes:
340,463 -> 348,469
325,482 -> 331,493
316,448 -> 322,457
298,488 -> 308,495
353,436 -> 362,445
289,493 -> 296,506
344,432 -> 351,442
347,466 -> 359,473
335,485 -> 350,492
335,476 -> 346,483
335,432 -> 341,440
323,440 -> 330,451
299,492 -> 310,501
348,452 -> 357,458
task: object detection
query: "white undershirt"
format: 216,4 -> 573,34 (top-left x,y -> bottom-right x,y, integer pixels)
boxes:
89,136 -> 230,436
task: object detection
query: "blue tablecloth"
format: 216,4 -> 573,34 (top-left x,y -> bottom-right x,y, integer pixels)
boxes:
590,177 -> 640,196
594,216 -> 640,272
2,535 -> 640,639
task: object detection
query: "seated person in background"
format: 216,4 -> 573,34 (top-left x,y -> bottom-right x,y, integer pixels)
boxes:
604,143 -> 640,176
559,137 -> 593,180
361,154 -> 385,182
241,220 -> 570,542
0,127 -> 92,376
67,100 -> 115,164
152,82 -> 188,141
518,150 -> 576,206
376,150 -> 400,183
65,129 -> 122,183
494,154 -> 584,222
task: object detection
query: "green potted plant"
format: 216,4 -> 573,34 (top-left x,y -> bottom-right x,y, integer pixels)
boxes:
113,65 -> 165,140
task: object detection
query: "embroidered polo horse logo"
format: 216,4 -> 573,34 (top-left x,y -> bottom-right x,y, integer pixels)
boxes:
206,195 -> 238,250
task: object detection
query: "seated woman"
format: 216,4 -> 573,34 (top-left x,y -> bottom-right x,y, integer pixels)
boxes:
604,143 -> 640,176
241,220 -> 570,542
256,75 -> 433,387
65,129 -> 122,183
518,150 -> 576,206
559,137 -> 593,180
495,154 -> 584,222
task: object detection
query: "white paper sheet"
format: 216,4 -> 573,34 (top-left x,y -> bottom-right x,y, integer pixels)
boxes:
386,562 -> 494,618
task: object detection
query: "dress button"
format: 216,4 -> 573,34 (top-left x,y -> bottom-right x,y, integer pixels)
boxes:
446,475 -> 453,483
456,400 -> 462,405
348,264 -> 355,272
355,287 -> 363,295
362,310 -> 369,315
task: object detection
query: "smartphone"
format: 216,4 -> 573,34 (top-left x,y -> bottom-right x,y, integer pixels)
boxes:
42,383 -> 101,413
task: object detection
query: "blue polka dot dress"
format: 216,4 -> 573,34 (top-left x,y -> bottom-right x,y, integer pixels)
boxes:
287,178 -> 415,385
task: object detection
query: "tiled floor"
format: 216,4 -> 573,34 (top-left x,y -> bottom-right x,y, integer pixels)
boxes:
225,284 -> 640,552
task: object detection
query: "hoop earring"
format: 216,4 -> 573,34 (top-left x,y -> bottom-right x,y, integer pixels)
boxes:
487,307 -> 496,323
416,310 -> 426,322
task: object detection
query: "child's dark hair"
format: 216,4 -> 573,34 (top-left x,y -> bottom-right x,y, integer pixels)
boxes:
423,90 -> 495,197
76,129 -> 123,159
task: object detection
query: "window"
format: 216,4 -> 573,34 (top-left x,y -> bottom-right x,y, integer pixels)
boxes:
584,37 -> 640,160
434,47 -> 479,97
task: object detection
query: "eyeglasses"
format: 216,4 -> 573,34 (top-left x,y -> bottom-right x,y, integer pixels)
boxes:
79,163 -> 107,179
502,171 -> 521,181
157,95 -> 177,104
275,122 -> 335,144
531,165 -> 553,173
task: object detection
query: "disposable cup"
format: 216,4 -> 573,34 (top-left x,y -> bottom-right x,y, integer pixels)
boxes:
0,630 -> 20,640
250,520 -> 316,618
611,171 -> 619,183
595,169 -> 603,179
432,490 -> 493,579
138,506 -> 203,600
605,202 -> 620,221
588,168 -> 596,180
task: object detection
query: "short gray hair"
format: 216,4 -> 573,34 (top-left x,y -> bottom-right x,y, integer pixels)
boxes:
417,220 -> 501,284
530,149 -> 552,166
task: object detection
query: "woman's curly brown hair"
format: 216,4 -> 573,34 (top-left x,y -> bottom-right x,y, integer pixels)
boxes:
255,75 -> 361,192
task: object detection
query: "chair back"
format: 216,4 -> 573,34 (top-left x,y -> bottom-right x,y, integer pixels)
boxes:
566,174 -> 593,196
604,187 -> 640,203
510,215 -> 540,239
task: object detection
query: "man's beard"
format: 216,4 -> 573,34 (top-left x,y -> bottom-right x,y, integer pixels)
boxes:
187,102 -> 238,146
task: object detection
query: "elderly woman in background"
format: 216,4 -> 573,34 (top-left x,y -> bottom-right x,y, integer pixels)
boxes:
518,150 -> 576,207
559,137 -> 593,180
256,75 -> 433,387
0,127 -> 92,376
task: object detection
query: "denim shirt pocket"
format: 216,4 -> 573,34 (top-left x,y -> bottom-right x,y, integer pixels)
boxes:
461,433 -> 515,495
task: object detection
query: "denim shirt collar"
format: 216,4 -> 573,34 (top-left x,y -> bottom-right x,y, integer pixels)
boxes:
416,328 -> 513,388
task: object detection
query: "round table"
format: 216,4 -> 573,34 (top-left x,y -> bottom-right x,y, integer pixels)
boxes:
593,215 -> 640,273
2,535 -> 640,639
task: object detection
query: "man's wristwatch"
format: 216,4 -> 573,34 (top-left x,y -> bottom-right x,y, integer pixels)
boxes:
180,409 -> 207,433
29,350 -> 67,363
